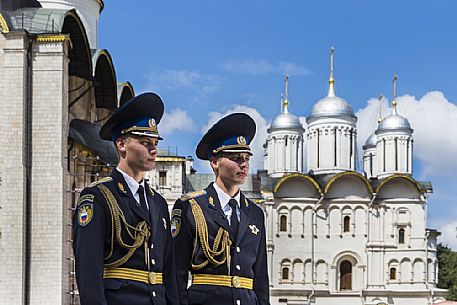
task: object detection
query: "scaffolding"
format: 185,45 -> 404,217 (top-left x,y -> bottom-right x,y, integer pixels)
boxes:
66,146 -> 114,305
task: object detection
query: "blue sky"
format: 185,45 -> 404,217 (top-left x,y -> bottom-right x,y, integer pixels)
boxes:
97,0 -> 457,248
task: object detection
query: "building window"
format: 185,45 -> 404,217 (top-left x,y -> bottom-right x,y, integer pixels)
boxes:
159,171 -> 167,186
399,228 -> 405,244
282,267 -> 289,280
343,216 -> 350,232
395,138 -> 398,171
340,260 -> 352,290
280,215 -> 287,232
390,267 -> 397,280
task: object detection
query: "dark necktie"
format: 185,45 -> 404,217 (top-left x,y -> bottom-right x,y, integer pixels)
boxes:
137,185 -> 149,215
228,199 -> 239,242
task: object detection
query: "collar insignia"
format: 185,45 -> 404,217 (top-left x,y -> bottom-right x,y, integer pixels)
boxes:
244,198 -> 249,207
249,224 -> 259,235
209,196 -> 214,206
118,182 -> 126,193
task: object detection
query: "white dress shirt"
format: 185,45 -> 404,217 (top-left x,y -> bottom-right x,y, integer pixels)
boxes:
213,182 -> 240,225
117,167 -> 149,209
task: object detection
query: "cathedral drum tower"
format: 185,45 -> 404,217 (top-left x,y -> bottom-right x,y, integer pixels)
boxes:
306,48 -> 358,174
264,75 -> 305,177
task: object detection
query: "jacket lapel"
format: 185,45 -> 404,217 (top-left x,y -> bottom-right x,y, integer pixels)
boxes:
236,193 -> 252,244
205,184 -> 231,233
112,169 -> 150,226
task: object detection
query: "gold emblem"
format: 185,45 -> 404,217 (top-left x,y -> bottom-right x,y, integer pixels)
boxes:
149,118 -> 156,128
118,182 -> 126,193
244,198 -> 249,207
249,224 -> 259,235
232,276 -> 241,288
237,136 -> 246,145
209,196 -> 214,206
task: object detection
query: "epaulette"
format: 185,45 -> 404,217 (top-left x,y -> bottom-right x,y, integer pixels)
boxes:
179,189 -> 206,201
88,177 -> 113,188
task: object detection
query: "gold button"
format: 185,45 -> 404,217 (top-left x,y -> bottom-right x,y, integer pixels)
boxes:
236,247 -> 240,253
236,264 -> 241,270
232,276 -> 241,288
151,259 -> 156,265
152,291 -> 156,297
150,243 -> 154,249
236,300 -> 241,305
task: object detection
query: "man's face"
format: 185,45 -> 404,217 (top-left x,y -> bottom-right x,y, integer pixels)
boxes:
211,152 -> 251,186
117,135 -> 158,172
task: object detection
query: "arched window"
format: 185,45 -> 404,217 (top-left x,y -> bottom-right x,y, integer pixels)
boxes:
340,260 -> 352,290
282,267 -> 289,280
390,267 -> 397,280
399,228 -> 405,244
343,216 -> 350,232
280,215 -> 287,232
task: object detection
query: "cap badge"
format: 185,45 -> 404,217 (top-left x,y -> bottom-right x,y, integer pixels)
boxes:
237,136 -> 246,145
149,118 -> 156,128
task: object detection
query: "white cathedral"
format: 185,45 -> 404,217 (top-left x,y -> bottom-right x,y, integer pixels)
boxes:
0,1 -> 448,304
151,52 -> 448,305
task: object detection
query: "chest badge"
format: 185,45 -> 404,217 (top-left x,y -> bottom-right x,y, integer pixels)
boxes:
162,218 -> 167,230
249,224 -> 259,235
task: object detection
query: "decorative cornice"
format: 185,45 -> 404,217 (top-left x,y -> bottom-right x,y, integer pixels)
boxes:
156,157 -> 186,162
36,34 -> 68,43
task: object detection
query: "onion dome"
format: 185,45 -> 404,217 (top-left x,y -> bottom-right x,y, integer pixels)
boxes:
363,133 -> 377,149
307,47 -> 355,122
376,76 -> 412,133
269,76 -> 304,131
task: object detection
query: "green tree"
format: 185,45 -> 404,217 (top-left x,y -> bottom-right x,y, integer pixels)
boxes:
437,243 -> 457,300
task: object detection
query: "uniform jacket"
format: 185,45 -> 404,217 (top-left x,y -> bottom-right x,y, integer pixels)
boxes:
172,183 -> 270,305
72,168 -> 179,305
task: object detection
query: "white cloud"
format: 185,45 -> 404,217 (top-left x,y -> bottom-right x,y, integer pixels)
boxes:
202,105 -> 269,172
223,59 -> 311,76
356,91 -> 457,177
146,69 -> 221,95
160,108 -> 196,136
438,221 -> 457,250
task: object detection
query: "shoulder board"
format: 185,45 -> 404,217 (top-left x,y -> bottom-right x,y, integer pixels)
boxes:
179,189 -> 206,201
88,177 -> 113,188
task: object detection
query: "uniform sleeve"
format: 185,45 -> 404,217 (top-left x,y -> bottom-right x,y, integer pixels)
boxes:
72,187 -> 108,305
162,202 -> 180,305
252,209 -> 270,305
172,199 -> 194,305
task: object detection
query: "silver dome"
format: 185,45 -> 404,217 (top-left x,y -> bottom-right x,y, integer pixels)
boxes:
363,133 -> 377,149
270,112 -> 303,130
378,113 -> 412,131
308,95 -> 355,120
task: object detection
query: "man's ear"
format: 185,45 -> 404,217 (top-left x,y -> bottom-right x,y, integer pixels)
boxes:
209,156 -> 219,172
115,137 -> 127,154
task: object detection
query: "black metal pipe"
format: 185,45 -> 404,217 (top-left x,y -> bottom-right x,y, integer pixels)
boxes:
24,33 -> 33,305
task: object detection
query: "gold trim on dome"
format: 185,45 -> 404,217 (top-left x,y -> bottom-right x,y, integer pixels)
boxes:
273,173 -> 321,194
0,13 -> 10,33
324,171 -> 373,194
376,173 -> 424,194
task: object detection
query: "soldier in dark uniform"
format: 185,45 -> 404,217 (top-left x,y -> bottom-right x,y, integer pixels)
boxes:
172,113 -> 270,305
72,93 -> 179,305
